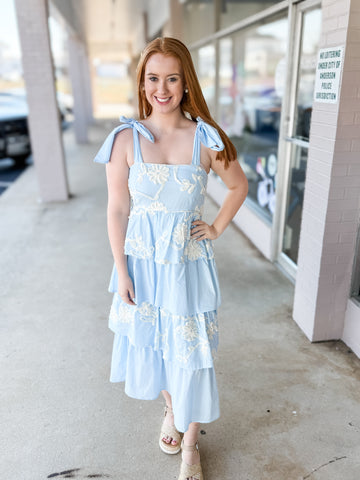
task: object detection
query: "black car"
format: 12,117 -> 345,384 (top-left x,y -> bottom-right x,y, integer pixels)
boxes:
0,92 -> 31,167
0,89 -> 72,167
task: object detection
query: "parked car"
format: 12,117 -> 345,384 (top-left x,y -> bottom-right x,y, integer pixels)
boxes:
0,92 -> 30,167
0,89 -> 73,167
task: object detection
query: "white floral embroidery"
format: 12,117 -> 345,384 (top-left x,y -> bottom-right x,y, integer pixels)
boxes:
136,163 -> 147,183
206,320 -> 218,340
131,201 -> 168,217
147,201 -> 168,215
147,164 -> 170,184
179,178 -> 196,194
192,174 -> 206,195
125,234 -> 154,258
175,338 -> 211,364
110,301 -> 135,324
184,239 -> 203,261
172,222 -> 188,246
109,297 -> 219,367
177,319 -> 199,342
137,302 -> 157,324
194,205 -> 204,217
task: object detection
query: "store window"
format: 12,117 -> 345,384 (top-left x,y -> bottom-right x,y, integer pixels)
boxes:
183,0 -> 216,44
218,14 -> 288,222
194,44 -> 216,117
220,1 -> 284,30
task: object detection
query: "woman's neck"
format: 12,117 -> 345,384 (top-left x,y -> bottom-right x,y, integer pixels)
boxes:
144,110 -> 189,134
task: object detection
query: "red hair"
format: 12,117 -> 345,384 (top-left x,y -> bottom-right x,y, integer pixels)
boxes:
136,37 -> 237,168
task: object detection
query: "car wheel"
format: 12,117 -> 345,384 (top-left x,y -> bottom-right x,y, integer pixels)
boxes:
13,154 -> 29,167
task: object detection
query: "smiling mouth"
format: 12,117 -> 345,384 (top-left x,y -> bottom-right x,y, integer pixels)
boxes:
155,96 -> 171,103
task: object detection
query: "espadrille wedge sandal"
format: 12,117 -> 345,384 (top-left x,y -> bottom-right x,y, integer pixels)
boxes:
178,439 -> 204,480
159,405 -> 182,455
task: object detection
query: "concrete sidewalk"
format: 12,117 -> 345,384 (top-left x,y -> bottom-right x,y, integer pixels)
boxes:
1,122 -> 359,480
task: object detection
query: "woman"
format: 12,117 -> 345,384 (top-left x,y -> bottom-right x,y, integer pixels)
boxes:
94,37 -> 248,480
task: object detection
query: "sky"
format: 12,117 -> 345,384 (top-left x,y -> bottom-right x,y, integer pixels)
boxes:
0,0 -> 65,59
0,0 -> 20,57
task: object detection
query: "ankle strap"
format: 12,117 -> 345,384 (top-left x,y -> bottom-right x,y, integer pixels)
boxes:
181,440 -> 199,452
164,405 -> 174,415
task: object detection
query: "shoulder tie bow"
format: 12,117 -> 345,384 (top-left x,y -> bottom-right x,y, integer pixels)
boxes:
94,116 -> 154,164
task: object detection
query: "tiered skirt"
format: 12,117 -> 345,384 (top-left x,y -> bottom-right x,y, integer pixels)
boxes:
108,240 -> 221,433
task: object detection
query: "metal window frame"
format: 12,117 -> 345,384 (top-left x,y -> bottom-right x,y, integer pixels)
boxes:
273,0 -> 322,279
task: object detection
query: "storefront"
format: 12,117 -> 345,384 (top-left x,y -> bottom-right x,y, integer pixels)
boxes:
179,0 -> 360,357
184,0 -> 322,277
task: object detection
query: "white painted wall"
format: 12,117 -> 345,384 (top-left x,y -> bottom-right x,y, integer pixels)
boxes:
293,0 -> 360,345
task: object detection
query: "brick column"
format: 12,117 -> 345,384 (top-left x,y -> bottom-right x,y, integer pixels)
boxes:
14,0 -> 69,202
293,0 -> 360,341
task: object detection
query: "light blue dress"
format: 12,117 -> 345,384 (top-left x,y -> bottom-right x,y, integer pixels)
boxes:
94,116 -> 224,432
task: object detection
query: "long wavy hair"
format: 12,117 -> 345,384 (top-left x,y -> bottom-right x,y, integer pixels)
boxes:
136,37 -> 237,168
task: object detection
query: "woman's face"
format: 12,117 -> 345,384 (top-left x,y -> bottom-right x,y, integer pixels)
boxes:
143,53 -> 185,115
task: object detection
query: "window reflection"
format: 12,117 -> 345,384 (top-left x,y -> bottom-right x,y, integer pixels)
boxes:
295,9 -> 322,141
183,0 -> 215,44
218,16 -> 288,221
196,44 -> 216,116
220,1 -> 284,30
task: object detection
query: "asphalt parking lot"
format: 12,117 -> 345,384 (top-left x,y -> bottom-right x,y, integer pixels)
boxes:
0,155 -> 32,195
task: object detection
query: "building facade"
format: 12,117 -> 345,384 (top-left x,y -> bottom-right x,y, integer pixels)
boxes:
163,0 -> 360,357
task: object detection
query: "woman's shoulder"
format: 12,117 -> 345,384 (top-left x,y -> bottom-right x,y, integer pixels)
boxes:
93,118 -> 135,164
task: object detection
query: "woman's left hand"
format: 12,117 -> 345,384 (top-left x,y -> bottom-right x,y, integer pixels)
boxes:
191,220 -> 219,241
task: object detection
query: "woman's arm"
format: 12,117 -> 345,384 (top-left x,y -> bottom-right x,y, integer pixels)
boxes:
105,129 -> 135,305
191,150 -> 248,240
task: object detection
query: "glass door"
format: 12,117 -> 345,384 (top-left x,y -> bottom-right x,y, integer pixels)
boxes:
277,2 -> 322,274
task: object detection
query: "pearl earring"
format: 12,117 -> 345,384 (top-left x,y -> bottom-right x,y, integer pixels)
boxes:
184,88 -> 188,93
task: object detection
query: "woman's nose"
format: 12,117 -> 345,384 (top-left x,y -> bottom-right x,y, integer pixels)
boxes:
157,80 -> 168,93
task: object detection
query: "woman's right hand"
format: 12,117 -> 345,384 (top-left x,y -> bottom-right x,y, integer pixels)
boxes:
118,273 -> 136,306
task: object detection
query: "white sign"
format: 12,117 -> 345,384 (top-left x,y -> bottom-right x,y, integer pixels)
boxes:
314,46 -> 344,103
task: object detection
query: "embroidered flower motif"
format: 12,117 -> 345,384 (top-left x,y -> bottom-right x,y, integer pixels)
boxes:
184,238 -> 203,261
147,164 -> 170,184
172,222 -> 188,246
110,300 -> 135,324
185,320 -> 200,342
192,174 -> 206,195
136,163 -> 147,183
206,320 -> 219,340
199,339 -> 211,354
147,201 -> 168,215
137,302 -> 157,324
109,298 -> 218,368
125,234 -> 154,258
180,179 -> 196,194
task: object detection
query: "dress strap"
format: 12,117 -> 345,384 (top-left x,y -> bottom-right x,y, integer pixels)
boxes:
93,115 -> 154,164
191,117 -> 225,165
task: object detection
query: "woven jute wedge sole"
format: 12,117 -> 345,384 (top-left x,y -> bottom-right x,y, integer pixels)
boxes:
159,406 -> 182,455
178,440 -> 204,480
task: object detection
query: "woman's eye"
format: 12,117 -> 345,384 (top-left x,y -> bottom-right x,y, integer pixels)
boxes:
149,77 -> 157,82
169,77 -> 178,83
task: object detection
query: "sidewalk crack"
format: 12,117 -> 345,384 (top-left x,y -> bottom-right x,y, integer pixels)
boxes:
303,456 -> 347,479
